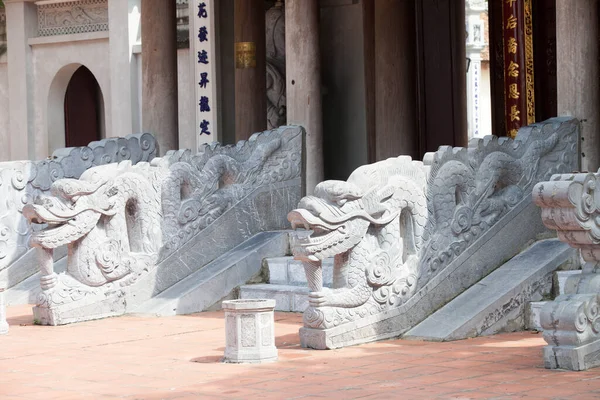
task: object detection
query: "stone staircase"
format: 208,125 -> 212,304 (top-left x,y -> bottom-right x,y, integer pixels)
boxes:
404,239 -> 580,341
240,238 -> 583,339
240,257 -> 333,312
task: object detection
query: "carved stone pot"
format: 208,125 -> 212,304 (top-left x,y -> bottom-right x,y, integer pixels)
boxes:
222,299 -> 277,363
0,288 -> 9,335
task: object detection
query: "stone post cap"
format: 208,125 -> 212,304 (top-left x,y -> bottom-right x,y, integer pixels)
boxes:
222,299 -> 276,311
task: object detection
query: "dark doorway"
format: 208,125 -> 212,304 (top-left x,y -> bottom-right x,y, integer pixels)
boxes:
64,66 -> 103,148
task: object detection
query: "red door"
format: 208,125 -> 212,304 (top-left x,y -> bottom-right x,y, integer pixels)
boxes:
64,66 -> 102,148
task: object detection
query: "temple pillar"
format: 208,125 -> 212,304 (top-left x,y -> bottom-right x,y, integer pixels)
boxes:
374,0 -> 417,160
141,0 -> 178,154
286,0 -> 323,194
234,0 -> 267,141
4,0 -> 37,160
108,0 -> 140,138
556,0 -> 599,172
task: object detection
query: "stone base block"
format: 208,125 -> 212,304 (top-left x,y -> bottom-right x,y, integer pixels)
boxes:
527,301 -> 546,331
544,340 -> 600,371
32,293 -> 126,326
223,299 -> 278,363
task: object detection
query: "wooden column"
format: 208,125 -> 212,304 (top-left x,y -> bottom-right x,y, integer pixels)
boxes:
556,0 -> 599,171
502,0 -> 535,138
374,0 -> 417,160
286,0 -> 323,194
234,0 -> 267,141
141,0 -> 178,154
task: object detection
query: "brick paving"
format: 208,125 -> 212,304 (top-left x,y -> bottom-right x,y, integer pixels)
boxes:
1,305 -> 600,399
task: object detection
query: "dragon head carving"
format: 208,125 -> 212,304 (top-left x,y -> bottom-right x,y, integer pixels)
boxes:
288,179 -> 401,262
23,177 -> 118,249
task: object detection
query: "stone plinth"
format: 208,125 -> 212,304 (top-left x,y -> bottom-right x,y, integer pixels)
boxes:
222,299 -> 277,363
0,288 -> 8,335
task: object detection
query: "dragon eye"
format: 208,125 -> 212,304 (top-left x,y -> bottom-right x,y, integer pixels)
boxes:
336,199 -> 347,207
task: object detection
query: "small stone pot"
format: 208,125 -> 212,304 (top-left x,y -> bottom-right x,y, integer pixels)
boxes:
0,288 -> 8,335
222,299 -> 277,363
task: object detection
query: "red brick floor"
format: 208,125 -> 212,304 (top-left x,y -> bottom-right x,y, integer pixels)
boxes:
1,304 -> 600,399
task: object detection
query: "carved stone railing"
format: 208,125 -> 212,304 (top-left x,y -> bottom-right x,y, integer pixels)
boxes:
36,0 -> 108,37
533,167 -> 600,370
23,126 -> 303,325
289,117 -> 579,349
0,134 -> 157,292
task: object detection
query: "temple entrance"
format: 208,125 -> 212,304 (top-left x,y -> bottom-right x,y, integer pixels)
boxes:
64,66 -> 104,148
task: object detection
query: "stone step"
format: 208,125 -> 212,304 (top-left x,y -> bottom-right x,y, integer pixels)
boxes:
133,231 -> 289,316
404,239 -> 579,341
266,256 -> 334,287
239,283 -> 309,312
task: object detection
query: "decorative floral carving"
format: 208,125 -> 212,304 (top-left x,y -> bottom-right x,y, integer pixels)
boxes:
37,0 -> 108,37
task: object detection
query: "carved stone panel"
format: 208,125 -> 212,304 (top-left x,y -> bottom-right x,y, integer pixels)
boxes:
37,0 -> 109,37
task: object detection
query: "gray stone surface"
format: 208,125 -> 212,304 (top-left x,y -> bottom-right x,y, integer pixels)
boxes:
405,239 -> 578,341
241,284 -> 309,312
134,231 -> 289,316
0,133 -> 157,293
239,256 -> 333,312
527,301 -> 546,331
289,117 -> 579,349
533,167 -> 600,370
265,257 -> 333,287
223,299 -> 278,363
24,126 -> 303,325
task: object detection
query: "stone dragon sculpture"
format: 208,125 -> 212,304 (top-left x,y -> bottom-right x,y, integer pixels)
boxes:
0,133 -> 157,291
23,127 -> 301,314
289,118 -> 578,342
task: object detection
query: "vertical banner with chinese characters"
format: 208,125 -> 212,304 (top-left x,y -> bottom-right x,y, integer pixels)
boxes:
503,0 -> 534,138
190,0 -> 218,148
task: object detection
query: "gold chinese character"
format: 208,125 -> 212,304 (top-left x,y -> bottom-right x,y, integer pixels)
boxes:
510,105 -> 521,121
507,61 -> 520,78
508,128 -> 518,138
509,83 -> 520,99
506,15 -> 517,29
507,37 -> 517,54
506,0 -> 517,6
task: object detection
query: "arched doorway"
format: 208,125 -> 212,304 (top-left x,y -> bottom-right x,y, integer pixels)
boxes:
63,66 -> 104,147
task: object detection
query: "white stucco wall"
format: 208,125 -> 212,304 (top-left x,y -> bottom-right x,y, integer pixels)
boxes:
0,60 -> 9,161
30,35 -> 111,158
